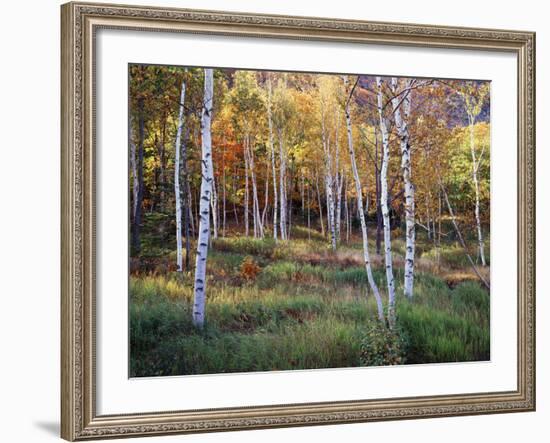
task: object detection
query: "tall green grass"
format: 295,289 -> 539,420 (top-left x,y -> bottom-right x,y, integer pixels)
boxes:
130,235 -> 490,376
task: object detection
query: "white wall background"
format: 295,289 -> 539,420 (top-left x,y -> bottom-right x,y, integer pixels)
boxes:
0,0 -> 546,442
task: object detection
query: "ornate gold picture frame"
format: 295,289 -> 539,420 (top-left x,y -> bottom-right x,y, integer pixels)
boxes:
61,1 -> 535,440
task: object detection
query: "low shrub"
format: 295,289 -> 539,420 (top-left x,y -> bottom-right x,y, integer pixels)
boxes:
359,323 -> 408,366
239,256 -> 262,282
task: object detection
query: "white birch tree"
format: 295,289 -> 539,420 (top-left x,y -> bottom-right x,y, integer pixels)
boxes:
192,68 -> 214,329
391,77 -> 415,298
376,76 -> 396,325
130,123 -> 138,232
266,76 -> 278,240
278,130 -> 288,240
174,79 -> 186,271
320,95 -> 337,251
343,76 -> 385,321
247,134 -> 264,238
456,83 -> 489,266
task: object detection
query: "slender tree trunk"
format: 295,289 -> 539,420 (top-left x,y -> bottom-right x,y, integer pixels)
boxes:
278,129 -> 287,240
334,112 -> 343,243
174,80 -> 186,271
326,190 -> 331,235
426,193 -> 432,241
232,166 -> 239,225
247,134 -> 264,238
130,123 -> 138,228
391,77 -> 415,299
190,188 -> 196,238
210,173 -> 219,239
262,159 -> 269,230
244,135 -> 250,236
468,116 -> 486,266
343,77 -> 384,321
315,174 -> 325,236
158,115 -> 167,212
307,183 -> 311,238
321,110 -> 337,251
301,172 -> 305,215
439,178 -> 490,290
437,189 -> 442,269
131,98 -> 145,254
180,121 -> 192,270
376,77 -> 396,326
183,186 -> 191,271
267,77 -> 278,240
344,180 -> 350,243
287,171 -> 293,239
192,68 -> 214,329
222,145 -> 227,237
336,173 -> 344,242
324,173 -> 336,249
375,159 -> 382,255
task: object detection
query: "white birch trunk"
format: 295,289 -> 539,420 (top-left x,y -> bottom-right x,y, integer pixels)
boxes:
222,147 -> 227,237
301,172 -> 305,214
334,111 -> 343,242
278,129 -> 287,240
321,108 -> 337,250
267,77 -> 278,240
344,77 -> 384,320
287,172 -> 293,239
192,68 -> 214,329
262,160 -> 269,229
336,172 -> 344,242
244,135 -> 250,237
174,80 -> 186,272
248,135 -> 264,238
391,77 -> 415,299
307,183 -> 311,238
344,179 -> 350,243
324,171 -> 336,250
130,137 -> 138,226
468,116 -> 486,266
315,174 -> 325,236
376,77 -> 396,325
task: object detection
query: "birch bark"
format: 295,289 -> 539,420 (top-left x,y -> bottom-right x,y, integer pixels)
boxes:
315,174 -> 325,236
457,86 -> 488,266
376,77 -> 396,325
321,106 -> 337,251
334,111 -> 343,242
278,129 -> 287,240
244,135 -> 250,237
468,115 -> 486,266
174,79 -> 186,271
248,135 -> 264,238
131,98 -> 145,254
391,77 -> 415,299
130,124 -> 138,230
344,77 -> 384,320
192,69 -> 214,328
266,77 -> 278,240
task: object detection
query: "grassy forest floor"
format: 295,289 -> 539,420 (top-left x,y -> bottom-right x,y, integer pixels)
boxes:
130,223 -> 490,377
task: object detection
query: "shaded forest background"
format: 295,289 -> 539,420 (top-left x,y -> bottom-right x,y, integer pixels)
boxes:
129,65 -> 490,377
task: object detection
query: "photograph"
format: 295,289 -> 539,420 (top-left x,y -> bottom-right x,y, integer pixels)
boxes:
128,65 -> 491,377
56,2 -> 536,440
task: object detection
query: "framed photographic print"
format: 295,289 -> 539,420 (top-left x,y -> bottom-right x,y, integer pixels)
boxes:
61,1 -> 536,440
